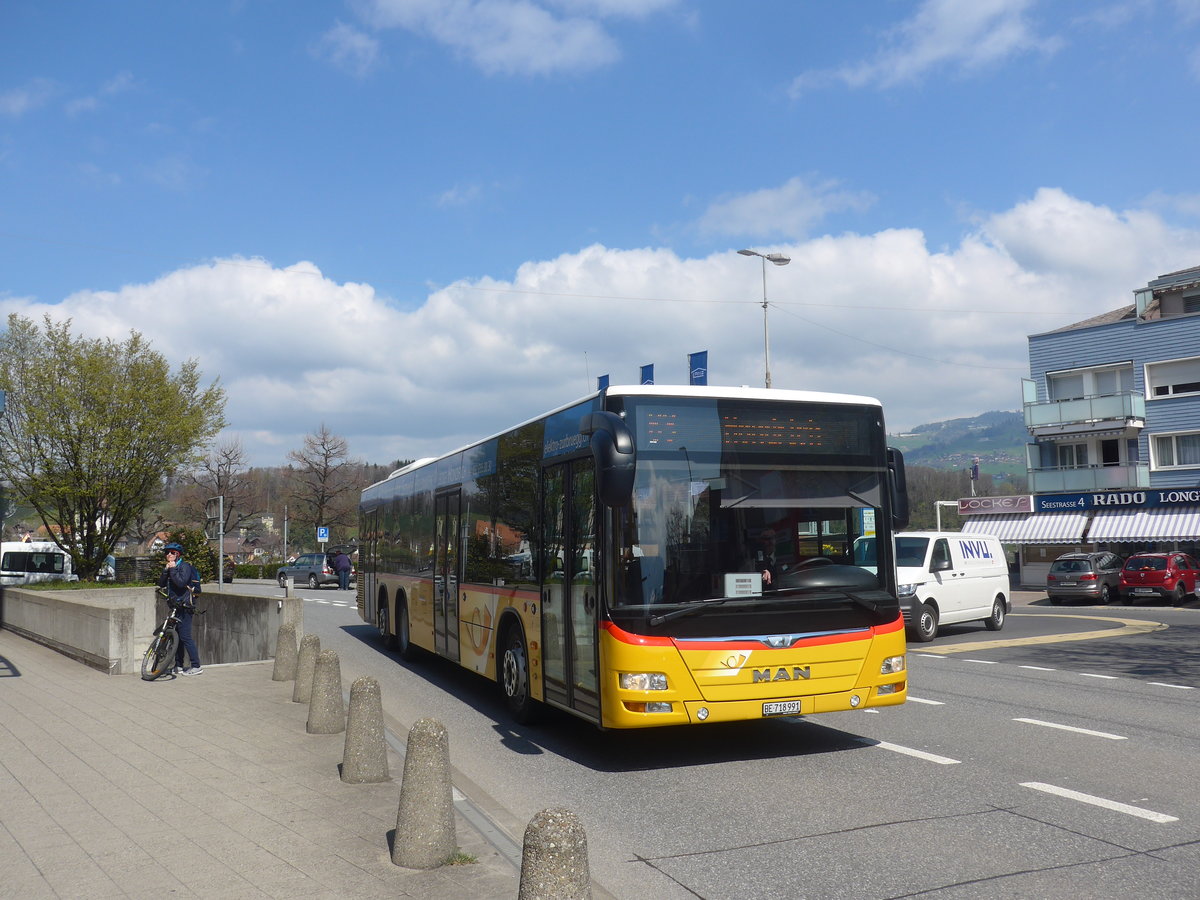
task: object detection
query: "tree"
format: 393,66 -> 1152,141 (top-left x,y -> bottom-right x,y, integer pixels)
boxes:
286,424 -> 359,544
181,438 -> 260,538
0,314 -> 225,577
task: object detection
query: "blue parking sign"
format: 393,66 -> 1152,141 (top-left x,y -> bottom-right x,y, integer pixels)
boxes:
317,526 -> 329,542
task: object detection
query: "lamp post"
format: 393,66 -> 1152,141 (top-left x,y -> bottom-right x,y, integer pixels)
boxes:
737,248 -> 791,388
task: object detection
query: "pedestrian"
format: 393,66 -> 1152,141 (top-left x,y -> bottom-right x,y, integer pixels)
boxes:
332,549 -> 352,591
158,542 -> 204,676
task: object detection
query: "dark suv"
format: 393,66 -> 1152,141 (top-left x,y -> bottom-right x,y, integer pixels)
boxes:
276,552 -> 352,589
1046,552 -> 1123,605
1119,552 -> 1200,606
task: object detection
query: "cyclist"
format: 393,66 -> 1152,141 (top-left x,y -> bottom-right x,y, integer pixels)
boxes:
158,542 -> 204,676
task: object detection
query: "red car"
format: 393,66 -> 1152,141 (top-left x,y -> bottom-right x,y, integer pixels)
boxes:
1118,552 -> 1200,606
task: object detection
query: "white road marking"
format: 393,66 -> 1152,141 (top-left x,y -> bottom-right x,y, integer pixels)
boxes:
1013,718 -> 1126,740
906,696 -> 945,705
964,659 -> 999,665
1021,782 -> 1177,823
1019,665 -> 1056,671
1080,673 -> 1118,680
914,653 -> 947,659
1148,682 -> 1194,690
857,738 -> 960,765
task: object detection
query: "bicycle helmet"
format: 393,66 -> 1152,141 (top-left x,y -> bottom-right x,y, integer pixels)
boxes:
163,542 -> 184,554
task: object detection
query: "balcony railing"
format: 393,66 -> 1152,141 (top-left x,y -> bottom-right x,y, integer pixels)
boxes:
1024,391 -> 1145,430
1027,463 -> 1150,493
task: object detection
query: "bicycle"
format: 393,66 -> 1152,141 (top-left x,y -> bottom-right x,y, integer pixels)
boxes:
141,588 -> 200,680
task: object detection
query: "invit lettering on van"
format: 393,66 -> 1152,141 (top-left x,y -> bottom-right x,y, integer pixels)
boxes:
893,532 -> 1010,643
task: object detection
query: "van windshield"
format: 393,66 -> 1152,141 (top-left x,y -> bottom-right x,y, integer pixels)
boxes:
895,537 -> 930,568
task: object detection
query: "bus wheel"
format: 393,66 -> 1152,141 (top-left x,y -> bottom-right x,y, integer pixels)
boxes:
378,602 -> 398,651
911,602 -> 938,642
983,596 -> 1006,631
501,625 -> 538,724
396,598 -> 418,661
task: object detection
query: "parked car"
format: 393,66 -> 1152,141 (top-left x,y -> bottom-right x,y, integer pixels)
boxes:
1118,552 -> 1200,606
1046,551 -> 1123,605
275,551 -> 355,589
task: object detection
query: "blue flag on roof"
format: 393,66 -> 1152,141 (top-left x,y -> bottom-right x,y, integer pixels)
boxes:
640,364 -> 654,385
688,351 -> 708,386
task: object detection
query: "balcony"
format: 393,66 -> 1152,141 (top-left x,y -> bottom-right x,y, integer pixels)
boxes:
1027,463 -> 1150,494
1024,391 -> 1145,437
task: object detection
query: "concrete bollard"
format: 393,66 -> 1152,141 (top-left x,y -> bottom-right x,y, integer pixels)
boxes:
391,718 -> 455,869
341,676 -> 389,783
292,633 -> 321,703
272,621 -> 298,682
518,808 -> 591,900
306,649 -> 346,734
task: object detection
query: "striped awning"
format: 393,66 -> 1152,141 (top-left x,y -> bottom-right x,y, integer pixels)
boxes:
1087,507 -> 1200,542
960,511 -> 1089,544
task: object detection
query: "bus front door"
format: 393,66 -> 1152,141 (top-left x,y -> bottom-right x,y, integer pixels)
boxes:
433,491 -> 461,662
542,459 -> 600,721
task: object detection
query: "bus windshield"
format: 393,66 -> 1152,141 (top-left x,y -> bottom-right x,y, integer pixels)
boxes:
610,396 -> 891,610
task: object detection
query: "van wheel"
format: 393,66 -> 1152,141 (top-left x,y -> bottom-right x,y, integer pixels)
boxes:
1099,584 -> 1112,605
983,596 -> 1006,631
911,602 -> 938,642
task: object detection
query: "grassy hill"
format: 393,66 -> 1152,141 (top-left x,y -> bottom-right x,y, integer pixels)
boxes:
890,410 -> 1028,484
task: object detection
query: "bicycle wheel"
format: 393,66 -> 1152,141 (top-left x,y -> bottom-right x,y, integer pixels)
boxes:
141,631 -> 179,680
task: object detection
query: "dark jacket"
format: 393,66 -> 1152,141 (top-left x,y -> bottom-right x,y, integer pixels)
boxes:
159,559 -> 202,604
332,552 -> 352,573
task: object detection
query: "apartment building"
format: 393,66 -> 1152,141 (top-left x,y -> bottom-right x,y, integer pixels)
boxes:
962,264 -> 1200,585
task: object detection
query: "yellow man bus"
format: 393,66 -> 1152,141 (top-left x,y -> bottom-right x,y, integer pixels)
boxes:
358,384 -> 910,729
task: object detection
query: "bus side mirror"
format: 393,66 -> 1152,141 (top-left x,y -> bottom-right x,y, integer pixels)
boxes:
581,412 -> 636,507
887,447 -> 910,529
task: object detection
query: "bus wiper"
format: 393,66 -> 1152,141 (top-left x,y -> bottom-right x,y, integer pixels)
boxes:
649,596 -> 737,626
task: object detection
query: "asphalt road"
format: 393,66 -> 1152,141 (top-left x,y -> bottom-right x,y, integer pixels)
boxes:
224,581 -> 1200,899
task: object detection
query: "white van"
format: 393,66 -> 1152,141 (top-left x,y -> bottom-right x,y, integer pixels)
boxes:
895,532 -> 1010,642
0,541 -> 78,586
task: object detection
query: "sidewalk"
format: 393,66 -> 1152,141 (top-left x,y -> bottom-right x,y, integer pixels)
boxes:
0,627 -> 520,899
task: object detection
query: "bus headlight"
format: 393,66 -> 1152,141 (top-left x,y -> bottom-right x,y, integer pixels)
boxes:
880,655 -> 905,675
619,672 -> 668,691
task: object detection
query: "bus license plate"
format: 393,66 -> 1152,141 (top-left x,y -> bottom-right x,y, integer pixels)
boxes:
762,700 -> 801,716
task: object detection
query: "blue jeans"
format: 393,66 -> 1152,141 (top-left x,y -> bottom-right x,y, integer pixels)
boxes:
175,608 -> 202,669
338,569 -> 350,591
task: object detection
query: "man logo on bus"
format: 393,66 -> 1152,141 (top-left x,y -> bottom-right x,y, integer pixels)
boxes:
753,666 -> 812,683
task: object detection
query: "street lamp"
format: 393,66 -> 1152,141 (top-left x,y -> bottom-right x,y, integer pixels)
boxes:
737,248 -> 790,388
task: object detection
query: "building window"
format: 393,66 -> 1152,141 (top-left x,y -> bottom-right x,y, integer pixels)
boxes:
1056,443 -> 1088,468
1184,292 -> 1200,314
1047,364 -> 1133,400
1146,357 -> 1200,398
1153,432 -> 1200,469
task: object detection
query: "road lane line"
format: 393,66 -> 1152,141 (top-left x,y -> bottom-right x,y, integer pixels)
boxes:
1013,718 -> 1126,740
1019,665 -> 1056,671
856,738 -> 960,765
964,659 -> 999,664
1021,782 -> 1177,823
906,696 -> 945,705
930,614 -> 1166,654
1148,682 -> 1194,690
1079,673 -> 1118,680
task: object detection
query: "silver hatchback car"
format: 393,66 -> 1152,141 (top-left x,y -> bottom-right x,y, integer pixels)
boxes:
1046,551 -> 1123,605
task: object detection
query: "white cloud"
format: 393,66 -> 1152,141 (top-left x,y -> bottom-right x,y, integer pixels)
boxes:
314,22 -> 381,77
791,0 -> 1061,96
0,78 -> 56,117
4,189 -> 1199,464
351,0 -> 661,75
698,176 -> 876,240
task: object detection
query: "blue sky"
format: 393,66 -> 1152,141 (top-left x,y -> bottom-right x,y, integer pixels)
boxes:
4,0 -> 1200,467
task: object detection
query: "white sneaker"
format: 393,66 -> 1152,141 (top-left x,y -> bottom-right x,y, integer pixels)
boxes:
172,666 -> 183,674
182,667 -> 203,676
